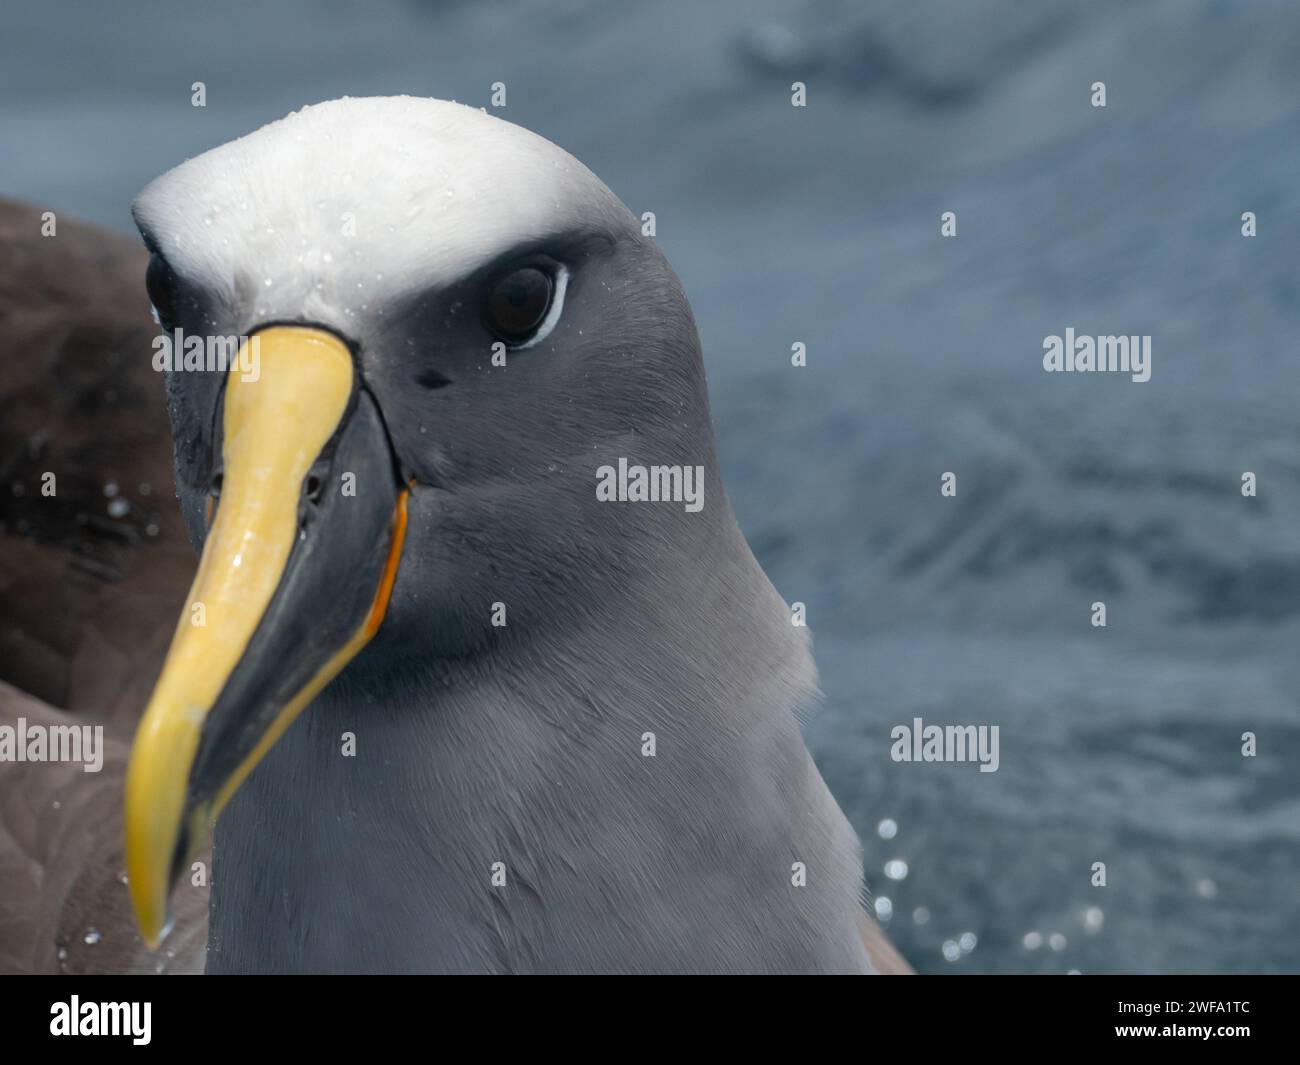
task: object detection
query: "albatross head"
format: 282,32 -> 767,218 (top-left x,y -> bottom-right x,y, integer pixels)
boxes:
125,97 -> 721,946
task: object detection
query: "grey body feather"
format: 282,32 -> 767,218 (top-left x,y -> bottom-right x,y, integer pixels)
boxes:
209,555 -> 871,973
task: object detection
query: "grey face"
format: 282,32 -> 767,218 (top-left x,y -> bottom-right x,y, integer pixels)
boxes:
357,222 -> 721,660
142,206 -> 717,664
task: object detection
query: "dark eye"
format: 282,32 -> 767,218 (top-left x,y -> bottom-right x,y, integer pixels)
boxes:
145,253 -> 180,330
486,266 -> 553,344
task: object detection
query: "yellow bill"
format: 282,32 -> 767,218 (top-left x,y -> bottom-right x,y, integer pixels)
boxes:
125,325 -> 407,946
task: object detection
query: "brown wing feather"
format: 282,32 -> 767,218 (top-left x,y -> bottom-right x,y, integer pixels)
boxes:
0,198 -> 206,973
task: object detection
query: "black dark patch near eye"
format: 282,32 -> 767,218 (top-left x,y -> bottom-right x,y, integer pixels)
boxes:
145,252 -> 181,330
486,267 -> 553,344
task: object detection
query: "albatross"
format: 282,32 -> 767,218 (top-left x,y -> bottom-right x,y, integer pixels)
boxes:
122,96 -> 909,974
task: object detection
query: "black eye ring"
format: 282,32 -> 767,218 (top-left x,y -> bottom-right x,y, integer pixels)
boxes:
485,265 -> 557,345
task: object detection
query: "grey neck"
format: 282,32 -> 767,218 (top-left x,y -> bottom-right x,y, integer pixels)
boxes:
206,528 -> 870,973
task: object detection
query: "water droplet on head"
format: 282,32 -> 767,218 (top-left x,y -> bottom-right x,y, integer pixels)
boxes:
873,896 -> 893,922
